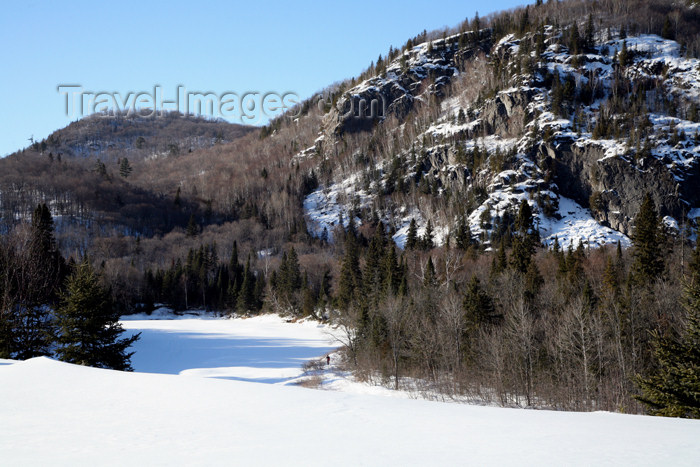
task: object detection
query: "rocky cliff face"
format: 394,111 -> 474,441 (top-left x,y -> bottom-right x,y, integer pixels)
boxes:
306,27 -> 700,248
325,32 -> 491,135
540,138 -> 697,235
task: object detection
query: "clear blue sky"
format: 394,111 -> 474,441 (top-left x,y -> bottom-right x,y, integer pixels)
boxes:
0,0 -> 529,157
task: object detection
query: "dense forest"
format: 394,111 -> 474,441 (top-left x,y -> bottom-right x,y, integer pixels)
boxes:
1,0 -> 699,417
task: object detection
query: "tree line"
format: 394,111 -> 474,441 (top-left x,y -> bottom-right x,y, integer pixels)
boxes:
328,194 -> 699,416
0,204 -> 138,370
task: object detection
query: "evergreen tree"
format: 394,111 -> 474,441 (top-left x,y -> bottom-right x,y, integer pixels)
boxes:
510,235 -> 533,274
1,204 -> 66,359
602,256 -> 620,296
423,257 -> 437,288
515,199 -> 534,237
383,246 -> 401,296
510,200 -> 537,273
119,158 -> 133,178
618,41 -> 631,67
186,214 -> 199,237
363,227 -> 387,303
631,193 -> 664,284
455,218 -> 473,250
278,247 -> 302,297
661,16 -> 674,40
422,220 -> 434,250
524,261 -> 544,303
94,159 -> 108,178
317,268 -> 332,309
585,14 -> 595,50
636,244 -> 700,418
29,203 -> 66,304
492,238 -> 508,276
336,242 -> 362,310
463,275 -> 500,328
236,257 -> 257,313
55,259 -> 139,370
569,22 -> 582,55
406,219 -> 418,250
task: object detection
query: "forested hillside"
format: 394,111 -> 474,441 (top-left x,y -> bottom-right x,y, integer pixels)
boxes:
1,0 -> 699,416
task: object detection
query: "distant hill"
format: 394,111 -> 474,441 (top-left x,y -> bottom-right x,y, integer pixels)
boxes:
32,111 -> 255,163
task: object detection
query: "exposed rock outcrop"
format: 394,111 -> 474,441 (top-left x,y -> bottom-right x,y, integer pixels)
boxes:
540,138 -> 698,235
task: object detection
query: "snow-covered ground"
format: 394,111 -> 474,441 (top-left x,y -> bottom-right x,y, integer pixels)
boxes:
539,196 -> 631,249
120,311 -> 338,384
2,313 -> 700,465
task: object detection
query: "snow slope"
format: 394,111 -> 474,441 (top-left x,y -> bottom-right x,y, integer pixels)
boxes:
1,356 -> 699,466
2,314 -> 700,465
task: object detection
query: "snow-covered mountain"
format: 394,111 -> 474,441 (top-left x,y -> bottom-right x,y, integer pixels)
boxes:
304,26 -> 700,249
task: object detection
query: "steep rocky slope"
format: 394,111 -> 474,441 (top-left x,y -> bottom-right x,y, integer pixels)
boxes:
303,23 -> 700,248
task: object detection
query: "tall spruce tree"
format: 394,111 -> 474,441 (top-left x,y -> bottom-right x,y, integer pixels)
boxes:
406,219 -> 418,250
383,246 -> 401,296
422,220 -> 434,250
635,242 -> 700,418
463,275 -> 499,328
119,158 -> 133,178
631,193 -> 664,284
423,257 -> 437,288
336,241 -> 362,310
186,214 -> 199,237
363,227 -> 387,304
55,259 -> 139,370
455,218 -> 473,250
236,257 -> 257,313
2,204 -> 67,359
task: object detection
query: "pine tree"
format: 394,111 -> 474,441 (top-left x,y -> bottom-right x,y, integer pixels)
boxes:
636,242 -> 700,418
236,257 -> 257,313
422,220 -> 434,250
29,203 -> 66,304
406,218 -> 418,250
631,193 -> 664,284
463,275 -> 499,328
602,256 -> 620,296
585,14 -> 595,50
276,248 -> 301,306
186,214 -> 199,237
492,238 -> 508,276
515,200 -> 534,236
2,204 -> 67,359
317,268 -> 332,308
94,159 -> 107,178
55,259 -> 139,370
569,22 -> 582,55
383,246 -> 401,296
661,16 -> 674,40
524,261 -> 544,302
119,158 -> 133,178
618,40 -> 631,68
423,257 -> 437,288
511,200 -> 537,273
455,218 -> 473,250
363,227 -> 387,303
510,235 -> 533,274
336,242 -> 362,309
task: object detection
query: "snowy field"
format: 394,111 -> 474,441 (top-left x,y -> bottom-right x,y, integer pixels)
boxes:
2,313 -> 700,466
120,311 -> 338,384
